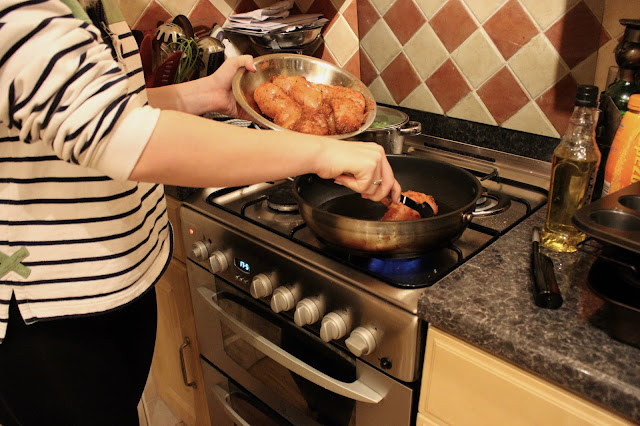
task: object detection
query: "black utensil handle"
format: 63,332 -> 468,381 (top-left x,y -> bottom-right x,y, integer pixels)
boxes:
532,242 -> 563,309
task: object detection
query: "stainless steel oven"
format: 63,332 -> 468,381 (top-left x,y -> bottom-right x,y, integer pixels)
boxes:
180,136 -> 550,425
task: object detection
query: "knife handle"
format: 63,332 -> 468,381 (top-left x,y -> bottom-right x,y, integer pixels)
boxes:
532,241 -> 563,309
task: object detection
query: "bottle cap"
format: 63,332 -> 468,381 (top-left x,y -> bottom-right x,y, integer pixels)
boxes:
574,85 -> 598,107
627,94 -> 640,111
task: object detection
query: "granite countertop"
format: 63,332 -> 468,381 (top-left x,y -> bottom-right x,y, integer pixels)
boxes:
418,208 -> 640,423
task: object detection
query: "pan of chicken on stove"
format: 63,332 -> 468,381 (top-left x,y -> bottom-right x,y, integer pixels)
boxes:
232,54 -> 376,139
293,156 -> 484,257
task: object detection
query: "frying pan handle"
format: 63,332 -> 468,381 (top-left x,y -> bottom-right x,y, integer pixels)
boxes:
471,191 -> 511,217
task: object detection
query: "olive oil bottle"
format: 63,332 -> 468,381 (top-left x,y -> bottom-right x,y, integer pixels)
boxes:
541,85 -> 601,252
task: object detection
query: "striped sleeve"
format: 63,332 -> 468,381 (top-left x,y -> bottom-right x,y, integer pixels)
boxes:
0,0 -> 160,181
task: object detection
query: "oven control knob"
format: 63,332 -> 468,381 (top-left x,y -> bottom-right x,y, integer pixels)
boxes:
320,311 -> 351,342
191,241 -> 210,261
250,273 -> 273,299
208,251 -> 228,274
294,297 -> 325,326
270,286 -> 300,313
345,327 -> 377,357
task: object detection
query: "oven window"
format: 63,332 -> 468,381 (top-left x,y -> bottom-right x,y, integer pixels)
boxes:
218,292 -> 357,426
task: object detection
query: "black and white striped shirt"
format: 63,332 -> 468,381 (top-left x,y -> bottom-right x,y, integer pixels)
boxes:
0,0 -> 171,342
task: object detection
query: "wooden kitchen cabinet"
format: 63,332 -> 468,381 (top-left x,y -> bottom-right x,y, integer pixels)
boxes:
151,195 -> 210,426
418,327 -> 632,426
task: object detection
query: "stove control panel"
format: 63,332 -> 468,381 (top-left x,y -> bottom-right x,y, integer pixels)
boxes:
181,205 -> 422,383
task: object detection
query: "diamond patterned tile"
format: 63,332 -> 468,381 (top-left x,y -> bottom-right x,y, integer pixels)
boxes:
451,29 -> 503,88
343,51 -> 360,77
120,0 -> 148,28
369,0 -> 394,16
429,0 -> 478,53
448,92 -> 495,125
601,0 -> 640,38
383,1 -> 426,45
571,51 -> 597,85
324,15 -> 359,66
308,0 -> 339,31
508,34 -> 569,99
359,48 -> 378,86
188,0 -> 226,31
502,101 -> 559,138
357,0 -> 381,39
400,83 -> 443,114
520,0 -> 580,30
584,0 -> 606,23
209,0 -> 239,17
477,66 -> 529,125
463,0 -> 506,23
381,52 -> 422,103
414,0 -> 447,20
483,0 -> 538,60
342,0 -> 358,34
545,1 -> 609,69
296,0 -> 314,13
369,76 -> 395,104
535,74 -> 579,135
157,0 -> 197,18
360,19 -> 402,72
404,24 -> 448,80
426,58 -> 471,112
134,0 -> 172,32
233,0 -> 260,14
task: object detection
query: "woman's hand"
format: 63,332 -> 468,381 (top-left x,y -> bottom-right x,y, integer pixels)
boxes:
315,140 -> 401,203
204,55 -> 256,119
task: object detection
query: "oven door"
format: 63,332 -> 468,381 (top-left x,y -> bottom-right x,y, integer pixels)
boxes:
188,262 -> 413,426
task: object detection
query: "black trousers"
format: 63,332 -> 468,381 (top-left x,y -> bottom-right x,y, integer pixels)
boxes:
0,288 -> 157,426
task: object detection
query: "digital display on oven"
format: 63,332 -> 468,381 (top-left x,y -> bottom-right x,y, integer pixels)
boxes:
234,258 -> 250,274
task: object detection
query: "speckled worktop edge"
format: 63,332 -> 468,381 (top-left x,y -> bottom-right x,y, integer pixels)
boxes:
418,208 -> 640,423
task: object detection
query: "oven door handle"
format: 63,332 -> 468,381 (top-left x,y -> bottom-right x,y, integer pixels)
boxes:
211,384 -> 251,426
198,286 -> 383,404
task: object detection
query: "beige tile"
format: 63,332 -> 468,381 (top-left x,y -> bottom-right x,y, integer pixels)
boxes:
119,0 -> 149,28
502,101 -> 559,138
519,0 -> 580,30
368,76 -> 396,105
400,83 -> 444,114
157,0 -> 198,18
583,0 -> 606,22
594,38 -> 618,91
447,92 -> 496,125
360,20 -> 402,72
508,34 -> 568,98
451,29 -> 503,88
602,0 -> 640,38
324,15 -> 359,66
209,0 -> 239,17
463,0 -> 507,23
369,0 -> 394,15
414,0 -> 447,20
331,0 -> 352,14
296,0 -> 313,13
570,51 -> 597,86
404,24 -> 448,80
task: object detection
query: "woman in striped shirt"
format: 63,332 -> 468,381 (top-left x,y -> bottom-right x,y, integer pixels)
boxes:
0,0 -> 401,423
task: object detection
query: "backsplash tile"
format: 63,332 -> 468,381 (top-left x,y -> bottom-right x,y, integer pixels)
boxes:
121,0 -> 640,140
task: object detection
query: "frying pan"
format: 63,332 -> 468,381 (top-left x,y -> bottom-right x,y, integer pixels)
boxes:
293,156 -> 484,257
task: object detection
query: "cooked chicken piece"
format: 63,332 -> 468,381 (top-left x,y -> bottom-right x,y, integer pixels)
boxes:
272,75 -> 323,110
253,76 -> 367,135
253,82 -> 302,129
381,190 -> 438,221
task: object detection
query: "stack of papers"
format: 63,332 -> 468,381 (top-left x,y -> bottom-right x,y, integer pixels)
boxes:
224,1 -> 327,35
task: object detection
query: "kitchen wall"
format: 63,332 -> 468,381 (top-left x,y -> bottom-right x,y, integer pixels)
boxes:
119,0 -> 640,139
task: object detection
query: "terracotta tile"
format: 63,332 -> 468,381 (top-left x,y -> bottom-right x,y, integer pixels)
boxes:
535,74 -> 579,135
383,0 -> 426,45
188,0 -> 226,31
359,48 -> 378,86
357,0 -> 381,39
343,51 -> 361,78
232,0 -> 260,15
429,0 -> 477,53
477,67 -> 529,125
307,1 -> 338,32
319,44 -> 338,63
134,1 -> 172,33
425,58 -> 471,112
545,1 -> 608,69
483,0 -> 538,60
381,52 -> 421,103
343,0 -> 359,36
